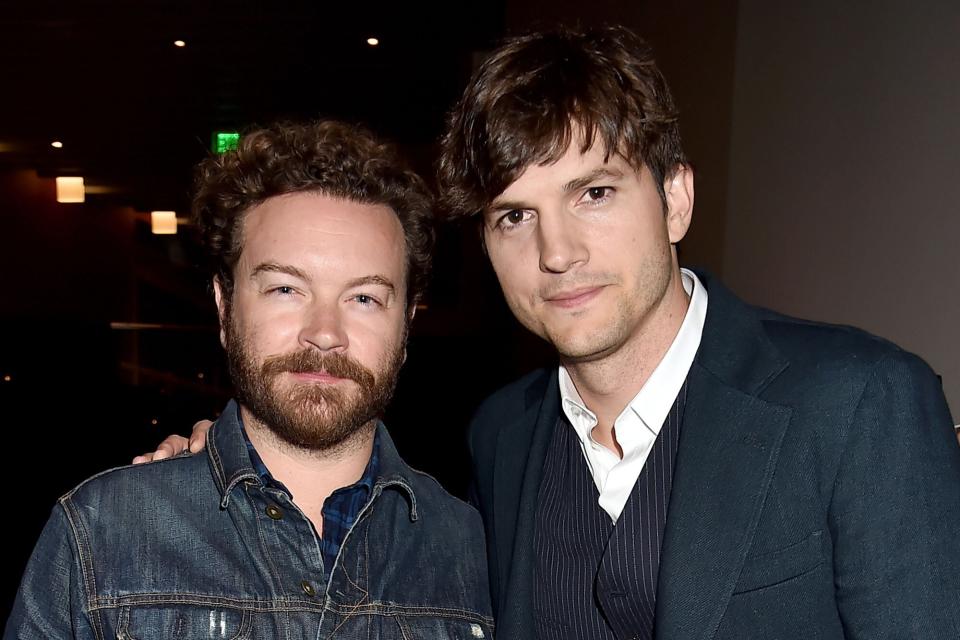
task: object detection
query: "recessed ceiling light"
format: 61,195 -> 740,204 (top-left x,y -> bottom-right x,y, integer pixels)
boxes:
51,140 -> 63,149
173,40 -> 186,48
367,37 -> 379,46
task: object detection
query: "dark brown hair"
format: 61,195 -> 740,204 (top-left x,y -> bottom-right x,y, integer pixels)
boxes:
193,120 -> 435,308
438,25 -> 687,219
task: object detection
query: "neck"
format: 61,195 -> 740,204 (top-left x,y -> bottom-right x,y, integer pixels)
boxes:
240,407 -> 376,533
563,269 -> 690,440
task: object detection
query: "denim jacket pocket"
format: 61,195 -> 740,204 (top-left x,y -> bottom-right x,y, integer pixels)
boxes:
732,529 -> 824,594
117,604 -> 252,640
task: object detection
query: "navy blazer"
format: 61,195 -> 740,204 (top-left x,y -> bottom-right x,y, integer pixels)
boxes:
468,273 -> 960,639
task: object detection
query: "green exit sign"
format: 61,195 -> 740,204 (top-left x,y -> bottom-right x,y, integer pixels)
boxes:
212,132 -> 240,153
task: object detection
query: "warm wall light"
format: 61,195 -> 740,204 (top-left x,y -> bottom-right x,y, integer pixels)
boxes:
51,141 -> 63,148
151,211 -> 178,234
55,177 -> 85,203
173,39 -> 186,47
366,37 -> 379,46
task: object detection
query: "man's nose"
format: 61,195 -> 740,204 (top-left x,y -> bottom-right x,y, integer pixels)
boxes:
298,305 -> 348,352
538,210 -> 588,274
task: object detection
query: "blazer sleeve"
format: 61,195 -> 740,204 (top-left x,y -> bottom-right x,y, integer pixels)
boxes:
828,351 -> 960,638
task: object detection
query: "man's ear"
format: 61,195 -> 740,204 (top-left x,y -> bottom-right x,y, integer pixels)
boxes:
212,277 -> 228,348
664,165 -> 694,244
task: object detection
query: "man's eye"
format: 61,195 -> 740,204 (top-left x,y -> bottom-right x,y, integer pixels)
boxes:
496,209 -> 530,229
586,186 -> 610,201
354,294 -> 381,306
269,286 -> 295,295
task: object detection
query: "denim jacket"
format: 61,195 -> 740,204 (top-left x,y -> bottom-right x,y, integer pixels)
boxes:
5,401 -> 494,639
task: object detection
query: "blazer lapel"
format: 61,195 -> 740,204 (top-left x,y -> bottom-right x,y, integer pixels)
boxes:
655,363 -> 792,639
656,273 -> 792,640
494,369 -> 560,639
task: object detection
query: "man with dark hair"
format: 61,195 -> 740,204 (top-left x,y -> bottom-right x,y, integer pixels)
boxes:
5,120 -> 493,639
437,26 -> 960,640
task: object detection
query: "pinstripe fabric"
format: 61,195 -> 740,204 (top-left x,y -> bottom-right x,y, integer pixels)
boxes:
534,381 -> 688,639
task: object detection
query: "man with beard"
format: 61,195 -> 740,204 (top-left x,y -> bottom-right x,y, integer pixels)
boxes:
5,120 -> 493,639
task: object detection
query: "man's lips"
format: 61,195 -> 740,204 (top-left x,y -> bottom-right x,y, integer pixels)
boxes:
287,371 -> 351,383
543,286 -> 605,309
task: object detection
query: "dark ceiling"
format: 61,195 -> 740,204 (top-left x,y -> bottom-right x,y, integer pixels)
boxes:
0,0 -> 506,213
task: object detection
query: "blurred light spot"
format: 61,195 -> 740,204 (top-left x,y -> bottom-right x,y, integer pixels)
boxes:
366,37 -> 379,46
56,177 -> 85,203
151,211 -> 177,234
51,140 -> 63,149
174,40 -> 186,47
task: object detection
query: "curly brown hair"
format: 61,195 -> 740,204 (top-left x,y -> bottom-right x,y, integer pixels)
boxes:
438,25 -> 687,220
193,120 -> 435,308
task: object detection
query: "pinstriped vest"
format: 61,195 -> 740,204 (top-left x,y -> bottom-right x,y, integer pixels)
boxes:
533,381 -> 688,640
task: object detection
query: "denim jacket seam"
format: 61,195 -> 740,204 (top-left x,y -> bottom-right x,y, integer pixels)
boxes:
247,484 -> 289,594
88,593 -> 328,611
322,601 -> 494,624
60,497 -> 107,640
326,505 -> 372,637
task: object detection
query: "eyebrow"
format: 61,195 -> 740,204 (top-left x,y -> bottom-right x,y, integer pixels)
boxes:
251,265 -> 397,296
561,167 -> 625,194
250,262 -> 310,282
487,167 -> 626,215
345,275 -> 396,296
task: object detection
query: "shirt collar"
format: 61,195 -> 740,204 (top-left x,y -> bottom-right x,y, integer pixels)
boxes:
208,400 -> 413,518
238,415 -> 380,502
558,268 -> 708,437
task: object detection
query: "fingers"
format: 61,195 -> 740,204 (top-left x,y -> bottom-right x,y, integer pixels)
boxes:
131,434 -> 190,465
188,420 -> 214,453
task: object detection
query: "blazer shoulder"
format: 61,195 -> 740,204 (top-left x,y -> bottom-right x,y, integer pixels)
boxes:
468,367 -> 553,456
754,309 -> 943,401
758,308 -> 923,368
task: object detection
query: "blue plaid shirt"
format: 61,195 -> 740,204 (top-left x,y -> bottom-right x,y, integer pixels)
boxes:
240,420 -> 380,582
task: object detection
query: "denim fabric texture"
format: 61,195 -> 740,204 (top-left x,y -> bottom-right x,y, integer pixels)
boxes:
241,419 -> 380,585
5,400 -> 493,639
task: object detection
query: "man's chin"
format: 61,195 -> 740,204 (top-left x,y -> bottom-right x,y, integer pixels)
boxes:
264,412 -> 374,453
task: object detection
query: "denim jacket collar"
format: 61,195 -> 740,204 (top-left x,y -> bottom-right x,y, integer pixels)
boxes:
207,399 -> 417,519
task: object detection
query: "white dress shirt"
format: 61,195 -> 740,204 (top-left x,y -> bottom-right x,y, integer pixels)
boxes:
558,268 -> 708,522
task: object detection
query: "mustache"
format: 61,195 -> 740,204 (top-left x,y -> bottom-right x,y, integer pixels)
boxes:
260,349 -> 375,387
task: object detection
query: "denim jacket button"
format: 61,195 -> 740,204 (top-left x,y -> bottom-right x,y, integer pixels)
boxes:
265,505 -> 283,520
301,580 -> 317,597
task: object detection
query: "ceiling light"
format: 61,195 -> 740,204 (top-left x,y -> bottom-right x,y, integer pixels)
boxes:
367,37 -> 379,46
173,40 -> 186,48
151,211 -> 178,234
51,141 -> 63,149
55,177 -> 85,203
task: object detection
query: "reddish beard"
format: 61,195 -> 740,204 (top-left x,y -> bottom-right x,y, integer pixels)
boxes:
224,317 -> 405,452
